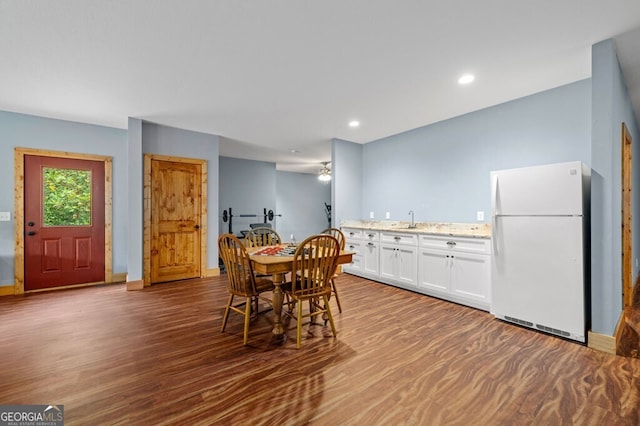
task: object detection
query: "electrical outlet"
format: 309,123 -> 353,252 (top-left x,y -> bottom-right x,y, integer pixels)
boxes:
476,211 -> 485,221
0,212 -> 10,221
369,211 -> 374,219
385,212 -> 390,219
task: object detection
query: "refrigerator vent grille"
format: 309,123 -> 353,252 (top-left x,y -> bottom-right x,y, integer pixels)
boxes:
535,324 -> 571,338
504,316 -> 533,328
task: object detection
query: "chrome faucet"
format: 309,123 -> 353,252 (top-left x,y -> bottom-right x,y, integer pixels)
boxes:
408,210 -> 416,228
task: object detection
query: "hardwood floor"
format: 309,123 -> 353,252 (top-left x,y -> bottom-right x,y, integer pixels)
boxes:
1,273 -> 639,425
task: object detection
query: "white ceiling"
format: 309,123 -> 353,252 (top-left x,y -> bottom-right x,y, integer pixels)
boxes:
1,1 -> 640,174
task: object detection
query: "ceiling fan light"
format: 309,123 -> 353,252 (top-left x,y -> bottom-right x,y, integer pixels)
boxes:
318,162 -> 331,181
318,172 -> 331,181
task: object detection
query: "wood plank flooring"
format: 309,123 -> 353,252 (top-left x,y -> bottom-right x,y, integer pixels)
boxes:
1,273 -> 639,425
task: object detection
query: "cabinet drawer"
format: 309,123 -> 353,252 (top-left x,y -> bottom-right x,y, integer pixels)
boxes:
419,235 -> 490,254
343,228 -> 363,240
345,239 -> 362,255
380,232 -> 417,246
362,230 -> 380,241
343,254 -> 363,273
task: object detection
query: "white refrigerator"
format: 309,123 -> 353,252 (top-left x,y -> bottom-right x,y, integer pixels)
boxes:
490,161 -> 590,343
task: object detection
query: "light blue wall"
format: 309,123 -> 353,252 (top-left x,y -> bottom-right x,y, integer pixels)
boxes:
0,110 -> 128,286
219,157 -> 276,236
332,138 -> 363,228
591,39 -> 640,335
127,118 -> 143,281
276,171 -> 331,241
361,79 -> 592,223
218,156 -> 331,243
142,122 -> 220,269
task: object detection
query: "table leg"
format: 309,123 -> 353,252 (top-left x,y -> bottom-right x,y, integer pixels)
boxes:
271,274 -> 285,336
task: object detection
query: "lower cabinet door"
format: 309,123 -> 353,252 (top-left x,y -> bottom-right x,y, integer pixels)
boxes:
379,245 -> 396,280
418,249 -> 450,293
380,245 -> 417,286
450,252 -> 490,303
396,246 -> 417,286
363,242 -> 380,276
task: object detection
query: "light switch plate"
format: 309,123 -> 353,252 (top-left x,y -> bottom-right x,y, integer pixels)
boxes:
0,212 -> 11,221
476,211 -> 485,221
369,211 -> 374,219
385,212 -> 390,219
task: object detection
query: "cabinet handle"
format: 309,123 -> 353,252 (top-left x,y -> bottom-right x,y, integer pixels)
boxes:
446,241 -> 457,246
367,242 -> 375,246
350,232 -> 355,236
349,245 -> 355,249
394,236 -> 401,241
368,233 -> 375,238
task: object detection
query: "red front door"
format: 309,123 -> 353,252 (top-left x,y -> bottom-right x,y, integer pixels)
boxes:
24,155 -> 106,290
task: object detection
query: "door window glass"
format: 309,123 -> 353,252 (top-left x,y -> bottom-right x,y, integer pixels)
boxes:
43,167 -> 92,226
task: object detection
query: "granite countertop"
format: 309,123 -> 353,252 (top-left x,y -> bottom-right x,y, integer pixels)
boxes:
340,219 -> 491,239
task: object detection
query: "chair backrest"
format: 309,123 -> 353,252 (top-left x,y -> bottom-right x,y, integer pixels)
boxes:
244,227 -> 282,247
322,227 -> 345,250
290,234 -> 340,297
218,233 -> 258,297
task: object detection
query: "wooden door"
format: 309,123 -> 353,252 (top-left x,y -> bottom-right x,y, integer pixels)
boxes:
150,159 -> 202,283
24,155 -> 105,290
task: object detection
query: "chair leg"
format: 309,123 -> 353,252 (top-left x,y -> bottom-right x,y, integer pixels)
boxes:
323,295 -> 337,337
296,298 -> 303,349
286,295 -> 296,314
309,299 -> 316,324
221,293 -> 234,332
331,279 -> 342,313
253,295 -> 260,318
243,296 -> 252,345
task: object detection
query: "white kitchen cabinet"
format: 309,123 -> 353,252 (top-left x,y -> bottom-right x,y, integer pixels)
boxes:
362,231 -> 380,277
341,225 -> 491,311
418,235 -> 491,311
343,228 -> 380,278
342,228 -> 362,274
380,232 -> 418,288
380,244 -> 418,287
343,239 -> 363,274
451,251 -> 490,304
417,249 -> 450,294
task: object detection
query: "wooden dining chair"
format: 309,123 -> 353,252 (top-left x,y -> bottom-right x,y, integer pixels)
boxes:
283,234 -> 340,349
322,227 -> 345,313
218,233 -> 275,345
244,227 -> 282,247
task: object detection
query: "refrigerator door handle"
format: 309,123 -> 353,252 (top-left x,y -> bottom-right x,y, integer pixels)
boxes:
492,215 -> 499,256
491,175 -> 500,217
491,175 -> 499,256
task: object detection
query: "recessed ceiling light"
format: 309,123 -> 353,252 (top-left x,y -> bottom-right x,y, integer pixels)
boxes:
349,120 -> 360,128
290,149 -> 300,153
458,74 -> 475,85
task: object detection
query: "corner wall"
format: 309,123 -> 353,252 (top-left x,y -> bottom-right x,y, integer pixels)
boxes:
591,39 -> 640,335
332,138 -> 363,227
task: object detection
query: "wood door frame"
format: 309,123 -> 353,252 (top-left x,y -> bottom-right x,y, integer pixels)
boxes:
622,122 -> 633,308
143,154 -> 208,286
14,148 -> 113,294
